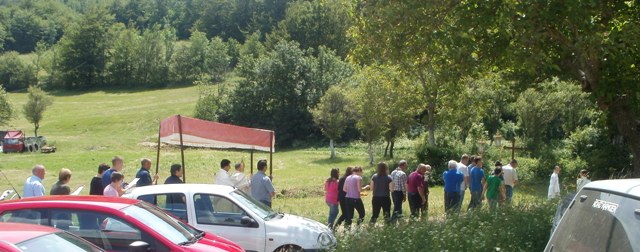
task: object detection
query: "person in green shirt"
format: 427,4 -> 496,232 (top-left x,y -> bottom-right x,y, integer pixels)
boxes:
482,167 -> 506,210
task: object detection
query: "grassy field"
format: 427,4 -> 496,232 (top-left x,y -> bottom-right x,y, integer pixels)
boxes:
2,85 -> 550,226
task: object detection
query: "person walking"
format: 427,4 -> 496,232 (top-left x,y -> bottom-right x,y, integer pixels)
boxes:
576,169 -> 590,191
164,164 -> 184,184
90,163 -> 110,195
369,163 -> 392,224
420,165 -> 432,220
443,160 -> 463,217
483,167 -> 506,210
50,168 -> 72,195
390,160 -> 408,221
467,157 -> 485,210
502,159 -> 518,203
251,160 -> 275,207
324,168 -> 340,229
334,167 -> 353,228
23,165 -> 46,198
456,154 -> 470,213
548,166 -> 561,199
343,167 -> 365,228
407,164 -> 428,219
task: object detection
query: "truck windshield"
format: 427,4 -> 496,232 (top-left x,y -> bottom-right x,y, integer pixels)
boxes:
4,139 -> 19,145
546,189 -> 640,252
230,190 -> 276,220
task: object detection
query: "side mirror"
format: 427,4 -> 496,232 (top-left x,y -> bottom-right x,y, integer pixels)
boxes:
240,216 -> 258,228
128,241 -> 150,252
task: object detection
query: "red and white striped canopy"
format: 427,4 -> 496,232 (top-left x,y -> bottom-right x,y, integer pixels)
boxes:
159,115 -> 275,152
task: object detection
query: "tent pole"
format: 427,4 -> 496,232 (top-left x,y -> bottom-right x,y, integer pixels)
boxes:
269,131 -> 273,177
154,123 -> 161,185
178,115 -> 186,183
250,150 -> 254,175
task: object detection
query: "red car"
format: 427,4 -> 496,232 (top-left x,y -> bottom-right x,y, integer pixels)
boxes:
0,222 -> 103,251
0,196 -> 244,252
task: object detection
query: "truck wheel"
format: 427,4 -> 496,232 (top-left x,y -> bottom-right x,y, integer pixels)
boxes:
34,145 -> 39,151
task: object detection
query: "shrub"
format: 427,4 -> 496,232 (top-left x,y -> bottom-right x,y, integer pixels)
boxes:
0,51 -> 36,91
334,201 -> 555,251
415,142 -> 459,185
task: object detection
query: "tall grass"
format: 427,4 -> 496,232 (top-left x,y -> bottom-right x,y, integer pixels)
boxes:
334,201 -> 555,251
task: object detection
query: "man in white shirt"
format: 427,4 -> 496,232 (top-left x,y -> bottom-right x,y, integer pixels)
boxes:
502,159 -> 519,203
548,165 -> 561,199
456,154 -> 470,213
215,159 -> 233,186
23,164 -> 46,198
230,162 -> 250,193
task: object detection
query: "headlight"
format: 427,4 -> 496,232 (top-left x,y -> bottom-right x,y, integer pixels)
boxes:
317,232 -> 335,247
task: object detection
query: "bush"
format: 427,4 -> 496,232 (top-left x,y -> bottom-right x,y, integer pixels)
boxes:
334,201 -> 555,251
0,51 -> 36,91
415,142 -> 459,185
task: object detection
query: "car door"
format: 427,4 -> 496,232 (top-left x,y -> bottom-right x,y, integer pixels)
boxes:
191,193 -> 265,252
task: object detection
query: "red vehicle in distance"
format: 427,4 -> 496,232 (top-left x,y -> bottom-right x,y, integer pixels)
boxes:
0,222 -> 104,252
0,196 -> 244,252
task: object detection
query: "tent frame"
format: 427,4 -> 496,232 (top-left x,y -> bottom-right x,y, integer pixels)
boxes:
154,114 -> 274,183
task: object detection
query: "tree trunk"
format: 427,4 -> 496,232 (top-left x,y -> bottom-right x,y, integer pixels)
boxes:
384,141 -> 389,157
390,141 -> 395,158
367,142 -> 374,166
607,99 -> 640,177
330,139 -> 335,159
34,123 -> 39,138
427,95 -> 436,146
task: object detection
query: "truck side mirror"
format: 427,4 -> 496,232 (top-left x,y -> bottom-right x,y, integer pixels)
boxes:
241,216 -> 258,228
128,241 -> 150,252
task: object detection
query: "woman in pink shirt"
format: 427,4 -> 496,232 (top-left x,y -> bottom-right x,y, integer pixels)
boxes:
324,168 -> 339,229
343,167 -> 365,227
103,172 -> 124,197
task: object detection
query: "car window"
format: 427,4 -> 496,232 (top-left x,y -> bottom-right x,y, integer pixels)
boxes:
137,193 -> 188,222
194,194 -> 246,226
16,231 -> 102,252
0,209 -> 46,226
124,203 -> 194,245
546,189 -> 640,252
230,190 -> 275,220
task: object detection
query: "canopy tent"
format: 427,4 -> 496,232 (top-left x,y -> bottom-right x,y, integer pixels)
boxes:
3,131 -> 23,139
156,115 -> 275,182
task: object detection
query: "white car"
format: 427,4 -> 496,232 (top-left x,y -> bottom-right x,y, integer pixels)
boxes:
123,184 -> 336,252
545,178 -> 640,252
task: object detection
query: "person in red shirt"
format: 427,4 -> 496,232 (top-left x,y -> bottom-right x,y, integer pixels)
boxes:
407,164 -> 428,219
324,168 -> 340,229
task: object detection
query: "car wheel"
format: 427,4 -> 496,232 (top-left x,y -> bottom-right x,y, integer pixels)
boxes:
275,244 -> 303,252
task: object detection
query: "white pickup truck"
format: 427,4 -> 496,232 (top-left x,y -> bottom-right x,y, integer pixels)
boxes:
123,184 -> 335,252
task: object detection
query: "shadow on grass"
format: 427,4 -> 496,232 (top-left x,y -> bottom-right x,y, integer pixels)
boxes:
310,156 -> 361,165
46,83 -> 196,97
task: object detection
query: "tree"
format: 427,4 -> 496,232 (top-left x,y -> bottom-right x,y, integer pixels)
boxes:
276,0 -> 353,58
312,86 -> 354,159
352,1 -> 475,147
449,1 -> 640,176
54,8 -> 113,89
0,51 -> 37,91
0,86 -> 12,126
107,25 -> 139,87
349,66 -> 387,165
23,86 -> 53,137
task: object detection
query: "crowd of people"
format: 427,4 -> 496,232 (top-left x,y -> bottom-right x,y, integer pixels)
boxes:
20,156 -> 277,208
324,154 -> 593,229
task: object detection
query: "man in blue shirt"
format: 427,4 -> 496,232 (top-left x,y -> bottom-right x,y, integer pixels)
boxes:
136,158 -> 158,187
467,157 -> 486,210
251,160 -> 275,207
443,160 -> 463,217
23,164 -> 46,198
102,156 -> 124,188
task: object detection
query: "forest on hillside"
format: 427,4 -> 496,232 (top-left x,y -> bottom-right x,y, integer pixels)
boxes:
0,0 -> 638,180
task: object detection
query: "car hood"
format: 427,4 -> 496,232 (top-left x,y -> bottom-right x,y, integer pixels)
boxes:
264,214 -> 335,248
197,233 -> 245,252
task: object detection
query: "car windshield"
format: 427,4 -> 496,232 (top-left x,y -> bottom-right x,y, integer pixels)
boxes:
229,190 -> 276,219
123,203 -> 195,245
16,231 -> 103,252
546,189 -> 640,251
